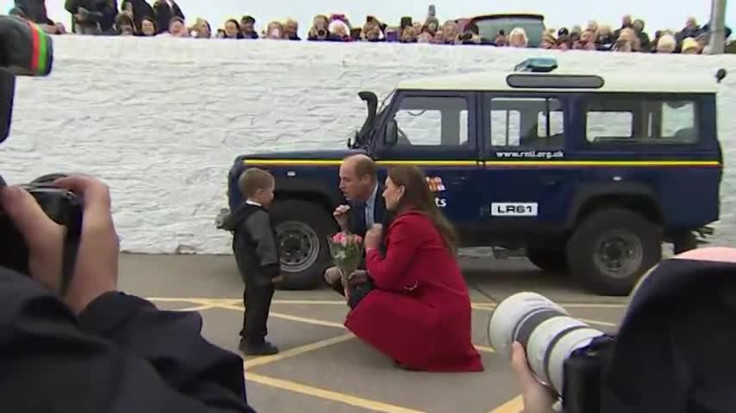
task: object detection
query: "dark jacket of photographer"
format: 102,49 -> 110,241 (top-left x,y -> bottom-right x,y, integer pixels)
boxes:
0,267 -> 257,413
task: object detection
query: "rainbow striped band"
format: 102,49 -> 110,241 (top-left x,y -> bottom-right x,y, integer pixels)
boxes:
25,19 -> 50,76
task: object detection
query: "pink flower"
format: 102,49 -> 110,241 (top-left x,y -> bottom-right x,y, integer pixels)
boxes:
332,232 -> 346,243
353,235 -> 363,244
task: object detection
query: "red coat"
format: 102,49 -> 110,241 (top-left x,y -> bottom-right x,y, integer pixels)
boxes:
344,210 -> 484,372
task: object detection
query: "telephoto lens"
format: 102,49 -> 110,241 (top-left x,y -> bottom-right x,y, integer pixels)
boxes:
488,292 -> 605,396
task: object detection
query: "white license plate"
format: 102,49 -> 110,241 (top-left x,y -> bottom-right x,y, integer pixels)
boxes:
491,203 -> 539,217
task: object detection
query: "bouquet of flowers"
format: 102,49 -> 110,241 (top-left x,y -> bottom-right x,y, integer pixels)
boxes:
327,232 -> 364,297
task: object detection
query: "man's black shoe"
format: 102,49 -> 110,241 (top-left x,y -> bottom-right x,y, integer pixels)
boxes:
240,340 -> 279,356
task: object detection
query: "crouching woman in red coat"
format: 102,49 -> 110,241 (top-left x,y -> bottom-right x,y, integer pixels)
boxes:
343,165 -> 484,373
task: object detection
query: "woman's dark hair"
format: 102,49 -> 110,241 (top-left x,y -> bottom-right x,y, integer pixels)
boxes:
387,165 -> 458,254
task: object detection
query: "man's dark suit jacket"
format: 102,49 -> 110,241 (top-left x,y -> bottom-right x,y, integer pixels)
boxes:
347,184 -> 386,238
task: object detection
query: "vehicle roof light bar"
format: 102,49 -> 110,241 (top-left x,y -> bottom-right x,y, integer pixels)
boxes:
514,57 -> 558,73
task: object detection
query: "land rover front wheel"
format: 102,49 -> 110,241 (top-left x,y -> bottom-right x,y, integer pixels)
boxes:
567,208 -> 662,296
270,199 -> 335,290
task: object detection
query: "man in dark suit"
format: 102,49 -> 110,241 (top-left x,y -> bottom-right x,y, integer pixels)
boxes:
333,154 -> 386,237
324,154 -> 386,295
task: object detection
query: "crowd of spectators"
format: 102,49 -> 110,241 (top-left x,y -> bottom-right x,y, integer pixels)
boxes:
9,0 -> 733,55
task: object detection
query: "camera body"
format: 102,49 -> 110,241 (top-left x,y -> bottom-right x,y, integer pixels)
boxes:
0,14 -> 82,288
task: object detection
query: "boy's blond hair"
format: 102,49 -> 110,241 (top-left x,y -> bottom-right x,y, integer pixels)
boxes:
239,168 -> 275,198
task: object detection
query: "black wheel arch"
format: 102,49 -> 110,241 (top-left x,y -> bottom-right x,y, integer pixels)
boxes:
273,177 -> 344,213
567,184 -> 663,229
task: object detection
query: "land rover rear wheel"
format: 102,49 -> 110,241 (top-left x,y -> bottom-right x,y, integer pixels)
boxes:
567,208 -> 662,296
270,199 -> 335,290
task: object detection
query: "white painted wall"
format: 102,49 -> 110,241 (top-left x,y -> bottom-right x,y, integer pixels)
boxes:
2,36 -> 734,254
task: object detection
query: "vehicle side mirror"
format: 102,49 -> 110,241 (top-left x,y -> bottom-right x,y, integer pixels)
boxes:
384,120 -> 398,146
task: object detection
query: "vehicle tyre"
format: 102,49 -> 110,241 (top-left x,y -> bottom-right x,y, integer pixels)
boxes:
269,199 -> 335,290
566,208 -> 662,296
527,247 -> 569,274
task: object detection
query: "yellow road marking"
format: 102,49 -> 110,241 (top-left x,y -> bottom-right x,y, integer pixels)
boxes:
245,372 -> 426,413
175,304 -> 218,312
489,395 -> 524,413
475,345 -> 495,353
245,333 -> 355,370
213,302 -> 348,329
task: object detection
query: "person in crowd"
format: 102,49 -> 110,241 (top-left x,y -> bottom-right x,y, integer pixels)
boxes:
152,0 -> 183,35
332,165 -> 484,372
681,37 -> 702,54
120,0 -> 153,32
165,16 -> 188,37
65,0 -> 118,35
264,21 -> 284,40
508,27 -> 528,47
283,18 -> 300,40
189,17 -> 210,38
0,174 -> 257,412
307,14 -> 331,41
221,168 -> 283,356
613,14 -> 633,39
115,12 -> 134,35
655,33 -> 677,53
223,19 -> 244,39
632,18 -> 651,52
240,15 -> 258,39
136,15 -> 156,36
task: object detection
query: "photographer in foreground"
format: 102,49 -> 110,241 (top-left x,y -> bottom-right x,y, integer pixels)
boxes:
506,247 -> 736,413
0,174 -> 256,412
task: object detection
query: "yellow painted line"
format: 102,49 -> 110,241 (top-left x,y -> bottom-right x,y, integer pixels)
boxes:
213,302 -> 347,329
489,395 -> 524,413
485,160 -> 719,167
243,158 -> 720,168
245,372 -> 426,413
475,345 -> 496,353
175,304 -> 218,312
271,299 -> 350,305
244,333 -> 355,370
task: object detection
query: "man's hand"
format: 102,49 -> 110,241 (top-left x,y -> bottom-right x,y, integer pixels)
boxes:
1,175 -> 120,315
272,275 -> 284,284
365,224 -> 382,249
510,342 -> 558,413
333,204 -> 350,231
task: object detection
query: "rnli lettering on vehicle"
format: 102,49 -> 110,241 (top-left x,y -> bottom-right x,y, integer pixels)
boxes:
243,159 -> 721,167
492,203 -> 539,217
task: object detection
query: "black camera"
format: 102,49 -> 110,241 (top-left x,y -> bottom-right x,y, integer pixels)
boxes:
489,292 -> 615,413
0,15 -> 83,291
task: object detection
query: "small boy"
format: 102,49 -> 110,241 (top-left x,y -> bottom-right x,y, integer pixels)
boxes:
221,167 -> 281,356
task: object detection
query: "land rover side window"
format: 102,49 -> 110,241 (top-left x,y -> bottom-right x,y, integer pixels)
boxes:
584,96 -> 698,144
391,96 -> 469,147
489,97 -> 564,148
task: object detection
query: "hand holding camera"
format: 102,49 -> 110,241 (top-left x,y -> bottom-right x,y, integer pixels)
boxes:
0,175 -> 119,314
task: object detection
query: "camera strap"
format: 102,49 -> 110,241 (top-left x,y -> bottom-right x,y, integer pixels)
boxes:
60,216 -> 82,295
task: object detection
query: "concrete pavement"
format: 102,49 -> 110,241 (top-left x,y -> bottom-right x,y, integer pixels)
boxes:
118,253 -> 628,413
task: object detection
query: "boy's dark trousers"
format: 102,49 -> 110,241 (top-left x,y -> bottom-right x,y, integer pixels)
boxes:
240,273 -> 275,345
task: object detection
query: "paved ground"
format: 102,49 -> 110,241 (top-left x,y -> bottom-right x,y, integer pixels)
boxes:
118,252 -> 629,413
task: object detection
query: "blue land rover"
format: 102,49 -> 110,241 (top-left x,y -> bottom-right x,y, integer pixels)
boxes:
218,59 -> 725,296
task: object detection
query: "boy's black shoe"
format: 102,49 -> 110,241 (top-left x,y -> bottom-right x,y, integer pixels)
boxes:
239,339 -> 279,356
